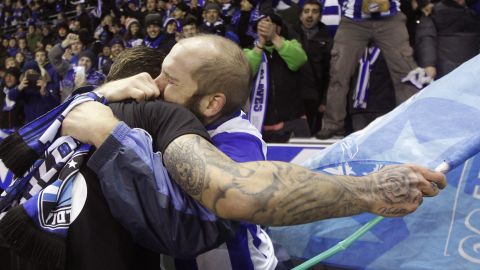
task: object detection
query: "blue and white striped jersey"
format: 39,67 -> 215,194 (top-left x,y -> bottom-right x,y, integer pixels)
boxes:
192,111 -> 276,270
340,0 -> 400,20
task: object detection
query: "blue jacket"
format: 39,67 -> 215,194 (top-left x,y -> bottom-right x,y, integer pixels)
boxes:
87,122 -> 238,258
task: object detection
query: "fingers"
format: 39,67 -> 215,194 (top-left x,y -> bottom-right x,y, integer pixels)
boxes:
416,171 -> 440,197
129,88 -> 149,102
407,164 -> 447,189
131,73 -> 160,100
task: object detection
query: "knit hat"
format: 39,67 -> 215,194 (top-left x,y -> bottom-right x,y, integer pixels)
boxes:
5,67 -> 21,81
128,0 -> 138,6
259,11 -> 283,27
145,13 -> 163,27
22,61 -> 41,74
253,11 -> 283,31
204,2 -> 221,12
124,17 -> 139,30
163,17 -> 182,31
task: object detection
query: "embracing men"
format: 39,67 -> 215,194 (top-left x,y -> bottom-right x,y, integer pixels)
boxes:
59,35 -> 446,269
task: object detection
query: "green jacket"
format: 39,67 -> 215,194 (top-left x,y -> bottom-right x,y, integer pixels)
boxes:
244,38 -> 308,75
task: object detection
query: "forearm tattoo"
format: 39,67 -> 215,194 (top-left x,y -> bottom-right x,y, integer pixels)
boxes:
164,135 -> 372,226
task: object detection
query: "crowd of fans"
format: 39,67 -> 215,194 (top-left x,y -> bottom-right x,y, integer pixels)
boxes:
0,0 -> 479,142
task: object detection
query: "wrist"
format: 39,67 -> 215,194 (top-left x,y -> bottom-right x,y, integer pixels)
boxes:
272,35 -> 282,46
91,119 -> 119,148
255,43 -> 264,50
61,41 -> 69,49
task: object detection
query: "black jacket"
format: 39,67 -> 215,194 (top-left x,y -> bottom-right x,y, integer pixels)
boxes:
263,49 -> 305,125
415,0 -> 480,78
292,22 -> 332,102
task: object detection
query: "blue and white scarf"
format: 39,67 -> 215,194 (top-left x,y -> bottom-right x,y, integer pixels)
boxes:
248,52 -> 269,132
353,46 -> 381,109
0,92 -> 106,269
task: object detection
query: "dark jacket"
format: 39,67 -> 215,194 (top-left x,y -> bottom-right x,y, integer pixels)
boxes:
263,49 -> 305,125
8,84 -> 60,124
415,0 -> 480,78
293,22 -> 332,102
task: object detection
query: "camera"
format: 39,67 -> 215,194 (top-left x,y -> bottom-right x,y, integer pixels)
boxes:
26,73 -> 40,87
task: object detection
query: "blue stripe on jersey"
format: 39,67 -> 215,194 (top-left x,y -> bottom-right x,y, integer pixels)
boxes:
323,5 -> 339,15
226,225 -> 256,270
353,0 -> 362,20
212,132 -> 265,162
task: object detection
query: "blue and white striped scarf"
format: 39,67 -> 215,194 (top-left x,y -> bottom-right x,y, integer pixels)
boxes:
248,52 -> 269,132
353,46 -> 381,109
0,92 -> 106,269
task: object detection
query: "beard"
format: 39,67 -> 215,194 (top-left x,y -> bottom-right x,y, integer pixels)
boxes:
184,93 -> 205,123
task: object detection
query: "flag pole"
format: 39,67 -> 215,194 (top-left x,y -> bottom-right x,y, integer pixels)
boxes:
291,216 -> 384,270
291,163 -> 449,270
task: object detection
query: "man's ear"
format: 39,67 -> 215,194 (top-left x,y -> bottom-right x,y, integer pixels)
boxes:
202,92 -> 226,118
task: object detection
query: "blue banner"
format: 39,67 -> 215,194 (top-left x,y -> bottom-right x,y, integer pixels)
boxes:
268,54 -> 480,269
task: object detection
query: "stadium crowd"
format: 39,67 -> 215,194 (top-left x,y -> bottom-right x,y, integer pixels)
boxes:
0,0 -> 473,269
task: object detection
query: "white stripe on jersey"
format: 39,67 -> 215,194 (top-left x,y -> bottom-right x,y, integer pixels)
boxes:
208,111 -> 268,159
249,227 -> 278,269
321,0 -> 342,27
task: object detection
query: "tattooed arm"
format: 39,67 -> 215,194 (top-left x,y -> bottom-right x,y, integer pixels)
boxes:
164,134 -> 446,226
62,102 -> 446,226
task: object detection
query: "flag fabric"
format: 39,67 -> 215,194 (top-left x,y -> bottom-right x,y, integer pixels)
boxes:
269,54 -> 480,269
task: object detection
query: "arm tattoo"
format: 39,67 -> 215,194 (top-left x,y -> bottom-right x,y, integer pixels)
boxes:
163,136 -> 206,197
164,134 -> 372,225
368,166 -> 422,216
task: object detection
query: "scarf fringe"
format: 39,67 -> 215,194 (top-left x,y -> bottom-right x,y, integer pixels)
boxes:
0,132 -> 39,177
0,206 -> 65,270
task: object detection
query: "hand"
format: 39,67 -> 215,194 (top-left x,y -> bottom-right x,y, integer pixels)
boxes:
421,3 -> 434,16
240,0 -> 253,11
61,101 -> 119,147
61,33 -> 79,49
95,72 -> 160,102
257,18 -> 277,42
365,164 -> 446,217
63,48 -> 73,61
38,78 -> 47,95
424,66 -> 437,79
18,77 -> 28,91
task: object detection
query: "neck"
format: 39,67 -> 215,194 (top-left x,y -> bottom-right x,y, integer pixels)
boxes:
202,114 -> 221,126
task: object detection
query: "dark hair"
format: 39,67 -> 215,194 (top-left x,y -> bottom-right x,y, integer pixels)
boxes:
183,17 -> 197,26
302,0 -> 323,10
106,46 -> 165,81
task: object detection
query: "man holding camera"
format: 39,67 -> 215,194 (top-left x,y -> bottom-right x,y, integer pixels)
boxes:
7,61 -> 60,123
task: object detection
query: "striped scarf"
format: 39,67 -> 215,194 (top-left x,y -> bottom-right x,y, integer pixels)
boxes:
353,46 -> 381,109
0,92 -> 106,269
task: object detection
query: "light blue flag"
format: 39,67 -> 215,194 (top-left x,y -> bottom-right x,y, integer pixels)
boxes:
269,54 -> 480,269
